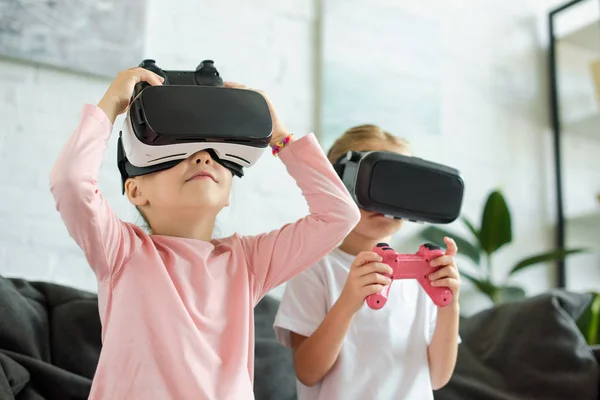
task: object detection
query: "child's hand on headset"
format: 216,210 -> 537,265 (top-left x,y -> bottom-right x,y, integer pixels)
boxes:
224,82 -> 292,147
98,67 -> 164,124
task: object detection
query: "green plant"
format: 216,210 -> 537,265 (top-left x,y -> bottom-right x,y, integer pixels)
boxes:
420,190 -> 586,304
577,292 -> 600,346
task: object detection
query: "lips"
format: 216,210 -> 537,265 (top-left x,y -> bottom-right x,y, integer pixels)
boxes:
186,170 -> 217,183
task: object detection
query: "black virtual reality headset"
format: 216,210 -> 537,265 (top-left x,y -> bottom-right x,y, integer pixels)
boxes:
333,151 -> 465,224
117,59 -> 273,193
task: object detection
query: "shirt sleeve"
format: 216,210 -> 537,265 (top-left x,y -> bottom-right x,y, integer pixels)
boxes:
49,104 -> 143,282
273,264 -> 328,348
239,133 -> 360,303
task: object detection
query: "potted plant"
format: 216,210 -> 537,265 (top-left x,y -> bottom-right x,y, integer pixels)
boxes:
419,189 -> 586,304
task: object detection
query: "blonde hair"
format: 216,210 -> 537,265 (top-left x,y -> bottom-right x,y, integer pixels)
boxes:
326,124 -> 411,164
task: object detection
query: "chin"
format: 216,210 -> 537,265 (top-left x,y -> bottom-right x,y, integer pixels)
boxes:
196,201 -> 227,211
357,218 -> 403,239
176,197 -> 226,211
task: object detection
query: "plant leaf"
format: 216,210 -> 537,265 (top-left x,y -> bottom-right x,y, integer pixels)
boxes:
460,270 -> 497,300
495,285 -> 526,303
577,292 -> 600,345
479,190 -> 512,255
462,216 -> 480,241
420,226 -> 481,264
589,294 -> 600,346
508,248 -> 587,276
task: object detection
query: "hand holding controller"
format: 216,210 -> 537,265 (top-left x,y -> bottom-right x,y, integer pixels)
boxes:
365,243 -> 453,309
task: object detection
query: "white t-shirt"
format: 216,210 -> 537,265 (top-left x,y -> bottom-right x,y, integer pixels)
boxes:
274,247 -> 451,400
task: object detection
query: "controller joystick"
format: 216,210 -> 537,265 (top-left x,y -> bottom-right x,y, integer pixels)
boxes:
366,243 -> 452,309
195,60 -> 223,86
423,243 -> 441,251
196,60 -> 216,73
139,59 -> 156,68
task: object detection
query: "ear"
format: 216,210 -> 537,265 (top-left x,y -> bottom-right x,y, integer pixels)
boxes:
125,177 -> 149,206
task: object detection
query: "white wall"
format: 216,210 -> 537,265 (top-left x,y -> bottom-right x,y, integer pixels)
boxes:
0,0 -> 597,314
0,0 -> 317,294
366,0 -> 600,314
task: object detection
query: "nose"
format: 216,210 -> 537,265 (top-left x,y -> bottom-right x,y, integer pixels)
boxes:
192,150 -> 213,166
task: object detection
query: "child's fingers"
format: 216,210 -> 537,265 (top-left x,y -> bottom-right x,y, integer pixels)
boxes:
356,262 -> 393,277
431,277 -> 460,295
428,265 -> 459,281
431,277 -> 453,287
359,271 -> 391,287
224,81 -> 267,96
363,284 -> 385,296
224,81 -> 248,89
129,67 -> 163,86
352,252 -> 383,269
444,237 -> 458,256
141,70 -> 164,86
430,255 -> 455,268
431,276 -> 460,292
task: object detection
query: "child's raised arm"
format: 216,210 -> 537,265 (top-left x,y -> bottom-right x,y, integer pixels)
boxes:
239,132 -> 360,301
223,83 -> 363,303
50,68 -> 164,282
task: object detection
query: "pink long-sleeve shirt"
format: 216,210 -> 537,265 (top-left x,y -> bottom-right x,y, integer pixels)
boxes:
49,104 -> 360,399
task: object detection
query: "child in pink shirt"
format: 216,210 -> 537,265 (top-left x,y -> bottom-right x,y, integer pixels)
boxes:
49,67 -> 360,399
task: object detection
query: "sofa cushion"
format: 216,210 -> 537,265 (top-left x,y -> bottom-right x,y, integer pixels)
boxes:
0,277 -> 99,399
435,290 -> 599,400
254,294 -> 297,400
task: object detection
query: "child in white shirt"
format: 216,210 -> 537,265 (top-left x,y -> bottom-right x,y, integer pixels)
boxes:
273,124 -> 462,400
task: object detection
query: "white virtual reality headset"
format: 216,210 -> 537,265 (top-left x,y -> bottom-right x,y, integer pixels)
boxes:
117,59 -> 273,193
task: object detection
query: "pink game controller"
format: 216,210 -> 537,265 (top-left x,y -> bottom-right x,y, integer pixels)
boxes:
365,242 -> 453,309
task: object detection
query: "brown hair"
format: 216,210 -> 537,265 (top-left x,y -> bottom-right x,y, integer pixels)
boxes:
326,124 -> 411,164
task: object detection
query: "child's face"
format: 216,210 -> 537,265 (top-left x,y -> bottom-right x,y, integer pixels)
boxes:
126,150 -> 233,216
351,142 -> 409,241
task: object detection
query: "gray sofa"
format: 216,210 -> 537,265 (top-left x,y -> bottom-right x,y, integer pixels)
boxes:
0,276 -> 598,399
254,290 -> 600,400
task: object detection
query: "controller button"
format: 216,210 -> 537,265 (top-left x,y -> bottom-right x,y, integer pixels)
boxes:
423,243 -> 441,250
140,59 -> 156,67
376,242 -> 389,248
196,60 -> 215,71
